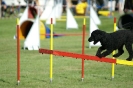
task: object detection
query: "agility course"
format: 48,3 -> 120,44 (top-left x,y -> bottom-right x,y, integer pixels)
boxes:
0,13 -> 131,88
16,11 -> 133,85
1,0 -> 133,88
14,0 -> 133,87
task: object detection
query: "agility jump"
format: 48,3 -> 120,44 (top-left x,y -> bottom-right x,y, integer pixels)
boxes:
16,16 -> 133,84
39,49 -> 133,66
38,18 -> 133,83
39,49 -> 116,63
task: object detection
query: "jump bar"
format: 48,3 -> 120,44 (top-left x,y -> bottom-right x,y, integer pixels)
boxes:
39,49 -> 116,64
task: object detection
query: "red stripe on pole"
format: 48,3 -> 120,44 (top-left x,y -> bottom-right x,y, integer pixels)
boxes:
81,24 -> 86,79
114,17 -> 116,23
51,18 -> 53,24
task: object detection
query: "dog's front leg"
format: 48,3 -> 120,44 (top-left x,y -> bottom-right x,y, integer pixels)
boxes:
101,49 -> 113,57
96,47 -> 105,58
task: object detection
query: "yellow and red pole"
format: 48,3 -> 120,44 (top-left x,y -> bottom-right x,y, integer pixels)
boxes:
112,17 -> 116,79
50,18 -> 53,82
17,18 -> 20,85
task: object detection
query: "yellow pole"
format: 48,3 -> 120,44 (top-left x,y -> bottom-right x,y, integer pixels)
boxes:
50,18 -> 53,82
81,18 -> 86,81
112,17 -> 116,79
112,51 -> 115,79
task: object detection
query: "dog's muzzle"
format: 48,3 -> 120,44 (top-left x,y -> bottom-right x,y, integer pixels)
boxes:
88,37 -> 93,42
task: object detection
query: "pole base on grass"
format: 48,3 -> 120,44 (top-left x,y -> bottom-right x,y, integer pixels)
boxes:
81,78 -> 84,82
111,76 -> 114,80
50,78 -> 52,83
17,81 -> 20,85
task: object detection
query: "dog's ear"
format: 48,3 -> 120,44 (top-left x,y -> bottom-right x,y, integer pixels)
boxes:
96,31 -> 105,40
97,34 -> 103,39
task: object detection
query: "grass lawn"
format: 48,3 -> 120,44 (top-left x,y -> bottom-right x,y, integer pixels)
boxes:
0,12 -> 133,88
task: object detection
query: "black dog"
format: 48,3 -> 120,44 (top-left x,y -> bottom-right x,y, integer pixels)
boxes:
88,29 -> 133,61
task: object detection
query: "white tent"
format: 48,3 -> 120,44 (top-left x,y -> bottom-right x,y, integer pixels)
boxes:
19,6 -> 28,25
24,16 -> 40,50
89,6 -> 101,48
4,0 -> 45,6
66,7 -> 78,29
4,0 -> 26,6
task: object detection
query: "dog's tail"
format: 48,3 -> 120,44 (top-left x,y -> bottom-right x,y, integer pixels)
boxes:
118,13 -> 133,30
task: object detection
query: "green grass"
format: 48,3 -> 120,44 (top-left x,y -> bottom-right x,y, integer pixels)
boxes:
0,12 -> 133,88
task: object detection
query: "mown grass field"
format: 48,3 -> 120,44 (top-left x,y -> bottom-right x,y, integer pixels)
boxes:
0,12 -> 133,88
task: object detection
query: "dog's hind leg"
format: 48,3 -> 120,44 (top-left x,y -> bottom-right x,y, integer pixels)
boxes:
125,43 -> 133,61
113,45 -> 124,58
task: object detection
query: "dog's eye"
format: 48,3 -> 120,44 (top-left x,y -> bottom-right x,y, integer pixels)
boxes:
92,35 -> 95,39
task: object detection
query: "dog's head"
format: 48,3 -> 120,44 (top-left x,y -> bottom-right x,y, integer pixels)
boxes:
88,29 -> 106,45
